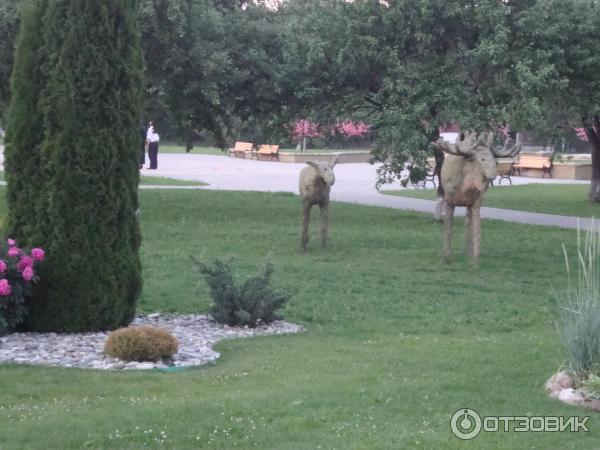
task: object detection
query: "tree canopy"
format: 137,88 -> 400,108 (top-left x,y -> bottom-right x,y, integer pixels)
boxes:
1,0 -> 600,193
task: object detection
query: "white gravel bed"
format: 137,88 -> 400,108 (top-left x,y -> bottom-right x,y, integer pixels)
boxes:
0,313 -> 303,370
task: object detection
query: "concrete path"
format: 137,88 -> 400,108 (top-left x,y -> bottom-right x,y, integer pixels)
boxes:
140,153 -> 593,230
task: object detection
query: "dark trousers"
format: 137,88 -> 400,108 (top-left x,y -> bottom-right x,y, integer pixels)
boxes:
139,142 -> 146,166
148,142 -> 159,169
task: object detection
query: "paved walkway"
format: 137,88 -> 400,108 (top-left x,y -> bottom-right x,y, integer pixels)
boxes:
0,147 -> 594,230
140,153 -> 593,230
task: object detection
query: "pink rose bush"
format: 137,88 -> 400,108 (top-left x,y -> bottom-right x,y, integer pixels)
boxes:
0,238 -> 45,334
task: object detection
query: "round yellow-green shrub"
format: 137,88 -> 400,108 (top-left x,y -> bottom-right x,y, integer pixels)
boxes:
104,325 -> 179,362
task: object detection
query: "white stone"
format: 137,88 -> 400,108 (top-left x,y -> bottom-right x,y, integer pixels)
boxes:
0,313 -> 303,371
558,388 -> 585,406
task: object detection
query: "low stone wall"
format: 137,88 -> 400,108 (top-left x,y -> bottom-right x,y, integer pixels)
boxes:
278,151 -> 371,164
515,153 -> 592,180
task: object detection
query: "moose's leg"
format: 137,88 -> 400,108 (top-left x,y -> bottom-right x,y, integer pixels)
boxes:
465,207 -> 473,257
319,201 -> 329,248
471,206 -> 481,265
301,202 -> 312,251
443,204 -> 455,262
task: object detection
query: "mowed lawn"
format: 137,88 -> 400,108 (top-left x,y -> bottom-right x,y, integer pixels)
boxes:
383,183 -> 600,218
0,189 -> 597,449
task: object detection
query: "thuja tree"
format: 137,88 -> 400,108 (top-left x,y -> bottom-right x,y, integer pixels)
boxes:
4,0 -> 47,243
6,0 -> 143,332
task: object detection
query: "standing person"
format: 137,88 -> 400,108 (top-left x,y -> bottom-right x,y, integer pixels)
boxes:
146,121 -> 153,143
147,126 -> 160,169
139,125 -> 146,169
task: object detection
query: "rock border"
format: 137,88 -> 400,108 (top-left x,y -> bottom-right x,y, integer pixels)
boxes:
545,371 -> 600,411
0,313 -> 303,370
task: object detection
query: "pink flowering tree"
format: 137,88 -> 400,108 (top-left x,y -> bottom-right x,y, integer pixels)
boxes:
290,119 -> 322,152
575,126 -> 599,143
0,238 -> 45,335
337,120 -> 371,138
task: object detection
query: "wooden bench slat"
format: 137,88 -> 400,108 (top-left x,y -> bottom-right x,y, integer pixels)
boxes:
513,154 -> 552,178
229,141 -> 254,157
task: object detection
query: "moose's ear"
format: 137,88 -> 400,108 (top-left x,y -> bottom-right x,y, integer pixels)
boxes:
306,160 -> 319,169
330,156 -> 339,167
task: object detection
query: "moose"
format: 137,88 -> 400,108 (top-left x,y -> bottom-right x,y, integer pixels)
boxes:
432,131 -> 521,265
299,157 -> 338,251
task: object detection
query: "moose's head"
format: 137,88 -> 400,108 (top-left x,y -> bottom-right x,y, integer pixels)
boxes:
306,156 -> 339,186
434,131 -> 521,181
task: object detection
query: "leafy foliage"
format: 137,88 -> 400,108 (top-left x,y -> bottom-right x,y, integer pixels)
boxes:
193,258 -> 289,327
104,325 -> 179,362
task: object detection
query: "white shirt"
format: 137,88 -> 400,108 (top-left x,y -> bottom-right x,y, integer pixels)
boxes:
146,126 -> 154,142
148,131 -> 160,143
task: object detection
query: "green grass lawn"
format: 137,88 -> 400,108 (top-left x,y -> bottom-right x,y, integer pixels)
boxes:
0,171 -> 201,186
383,183 -> 600,218
139,175 -> 206,186
159,144 -> 227,155
0,189 -> 596,449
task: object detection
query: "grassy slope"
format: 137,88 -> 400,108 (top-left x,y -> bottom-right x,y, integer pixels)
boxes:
383,184 -> 600,218
0,189 -> 596,449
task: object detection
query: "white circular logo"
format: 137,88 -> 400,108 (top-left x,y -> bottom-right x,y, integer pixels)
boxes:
450,408 -> 482,440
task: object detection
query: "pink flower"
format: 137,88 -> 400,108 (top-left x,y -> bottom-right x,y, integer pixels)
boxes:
0,261 -> 6,273
576,125 -> 600,142
17,256 -> 34,272
8,247 -> 21,258
22,267 -> 34,281
7,239 -> 16,247
0,279 -> 12,296
291,119 -> 322,139
31,248 -> 45,262
337,120 -> 371,137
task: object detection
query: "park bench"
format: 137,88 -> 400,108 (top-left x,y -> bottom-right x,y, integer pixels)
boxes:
513,154 -> 552,178
491,160 -> 515,185
228,141 -> 254,158
254,144 -> 280,161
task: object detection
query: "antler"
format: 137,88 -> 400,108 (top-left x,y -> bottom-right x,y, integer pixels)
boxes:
431,131 -> 478,157
493,137 -> 521,158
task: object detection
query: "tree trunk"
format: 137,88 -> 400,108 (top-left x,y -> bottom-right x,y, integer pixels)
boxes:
585,118 -> 600,203
590,144 -> 600,202
431,131 -> 446,221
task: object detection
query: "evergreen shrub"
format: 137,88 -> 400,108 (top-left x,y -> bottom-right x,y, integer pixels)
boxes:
193,258 -> 289,327
104,325 -> 178,362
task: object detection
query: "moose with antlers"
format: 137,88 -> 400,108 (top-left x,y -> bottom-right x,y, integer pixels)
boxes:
431,131 -> 521,265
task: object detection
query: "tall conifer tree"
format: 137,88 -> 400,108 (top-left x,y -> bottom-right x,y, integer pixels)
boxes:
6,0 -> 143,331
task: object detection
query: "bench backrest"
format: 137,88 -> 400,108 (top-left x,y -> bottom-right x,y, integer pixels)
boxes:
257,144 -> 279,154
518,154 -> 551,169
233,141 -> 253,152
495,161 -> 513,174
